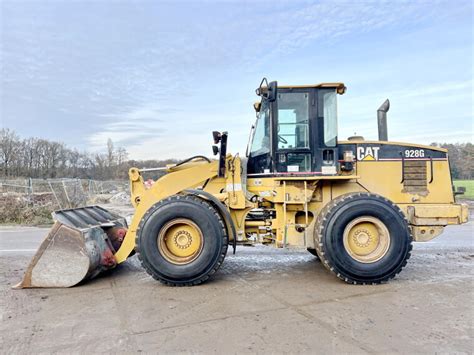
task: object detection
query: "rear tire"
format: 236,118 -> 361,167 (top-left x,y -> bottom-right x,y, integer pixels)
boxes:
136,195 -> 228,286
315,192 -> 412,284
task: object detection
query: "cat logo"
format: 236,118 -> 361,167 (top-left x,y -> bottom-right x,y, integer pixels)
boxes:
357,146 -> 380,161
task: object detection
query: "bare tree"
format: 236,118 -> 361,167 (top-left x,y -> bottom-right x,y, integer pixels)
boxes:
107,138 -> 114,167
0,128 -> 19,176
8,130 -> 472,182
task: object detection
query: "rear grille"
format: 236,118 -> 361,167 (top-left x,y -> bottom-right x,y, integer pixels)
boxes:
402,160 -> 428,195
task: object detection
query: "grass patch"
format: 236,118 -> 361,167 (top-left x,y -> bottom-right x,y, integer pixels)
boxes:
453,180 -> 474,200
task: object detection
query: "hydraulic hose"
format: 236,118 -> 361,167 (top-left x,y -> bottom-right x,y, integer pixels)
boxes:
175,155 -> 211,167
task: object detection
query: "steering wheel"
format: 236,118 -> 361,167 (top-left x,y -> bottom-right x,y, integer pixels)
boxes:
278,135 -> 288,144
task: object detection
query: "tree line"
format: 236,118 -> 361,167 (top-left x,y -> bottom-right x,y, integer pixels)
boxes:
0,128 -> 177,180
1,128 -> 472,180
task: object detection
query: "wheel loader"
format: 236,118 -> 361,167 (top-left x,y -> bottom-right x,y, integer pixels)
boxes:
16,78 -> 469,288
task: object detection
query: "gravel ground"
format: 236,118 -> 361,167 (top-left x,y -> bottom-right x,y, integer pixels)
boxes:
0,219 -> 473,354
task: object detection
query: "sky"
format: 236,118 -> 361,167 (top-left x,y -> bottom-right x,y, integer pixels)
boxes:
1,0 -> 472,160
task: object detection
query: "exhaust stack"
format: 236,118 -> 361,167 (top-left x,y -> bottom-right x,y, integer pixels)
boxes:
377,99 -> 390,141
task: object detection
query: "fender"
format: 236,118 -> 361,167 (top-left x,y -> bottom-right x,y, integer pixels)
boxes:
185,189 -> 237,254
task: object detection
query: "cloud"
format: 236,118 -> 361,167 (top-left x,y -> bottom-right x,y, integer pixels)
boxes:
243,0 -> 464,63
87,104 -> 170,148
338,79 -> 473,143
1,0 -> 472,157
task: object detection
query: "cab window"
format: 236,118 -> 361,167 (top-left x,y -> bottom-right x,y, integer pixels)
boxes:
249,101 -> 270,156
318,90 -> 338,147
277,92 -> 309,149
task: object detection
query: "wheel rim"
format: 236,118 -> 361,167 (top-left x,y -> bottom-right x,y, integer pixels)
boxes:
343,216 -> 390,263
157,218 -> 204,265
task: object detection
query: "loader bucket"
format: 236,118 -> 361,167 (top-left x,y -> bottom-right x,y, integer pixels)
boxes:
14,206 -> 128,288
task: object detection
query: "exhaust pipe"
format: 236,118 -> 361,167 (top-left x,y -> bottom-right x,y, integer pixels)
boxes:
377,99 -> 390,141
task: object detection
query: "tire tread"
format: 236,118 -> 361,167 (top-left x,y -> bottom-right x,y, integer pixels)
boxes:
314,192 -> 413,284
136,194 -> 228,286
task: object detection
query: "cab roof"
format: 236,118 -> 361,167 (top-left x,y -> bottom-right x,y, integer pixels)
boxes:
278,82 -> 346,94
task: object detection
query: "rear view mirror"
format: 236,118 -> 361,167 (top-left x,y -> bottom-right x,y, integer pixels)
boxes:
267,81 -> 277,102
256,78 -> 278,102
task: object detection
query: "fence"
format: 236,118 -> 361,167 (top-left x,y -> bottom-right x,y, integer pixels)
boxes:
0,178 -> 129,209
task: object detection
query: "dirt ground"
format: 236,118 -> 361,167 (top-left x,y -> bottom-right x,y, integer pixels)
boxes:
1,220 -> 473,353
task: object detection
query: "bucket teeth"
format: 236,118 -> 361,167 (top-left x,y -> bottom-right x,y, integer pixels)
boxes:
15,206 -> 127,289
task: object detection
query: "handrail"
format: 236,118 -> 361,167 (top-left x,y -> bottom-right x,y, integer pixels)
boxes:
400,152 -> 405,183
429,156 -> 434,184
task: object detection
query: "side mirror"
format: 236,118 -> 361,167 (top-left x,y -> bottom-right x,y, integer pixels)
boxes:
266,81 -> 277,102
256,78 -> 278,102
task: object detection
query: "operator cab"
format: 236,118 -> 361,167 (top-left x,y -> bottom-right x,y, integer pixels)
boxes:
247,78 -> 346,176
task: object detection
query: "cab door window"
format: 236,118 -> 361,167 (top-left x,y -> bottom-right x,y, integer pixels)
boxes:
277,92 -> 310,149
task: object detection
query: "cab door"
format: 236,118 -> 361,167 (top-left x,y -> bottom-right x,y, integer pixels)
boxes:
315,89 -> 338,175
273,90 -> 314,173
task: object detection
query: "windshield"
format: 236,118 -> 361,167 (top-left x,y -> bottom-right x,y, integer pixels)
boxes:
249,100 -> 270,156
318,90 -> 338,147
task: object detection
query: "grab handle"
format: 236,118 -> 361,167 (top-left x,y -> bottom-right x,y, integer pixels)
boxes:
429,156 -> 434,184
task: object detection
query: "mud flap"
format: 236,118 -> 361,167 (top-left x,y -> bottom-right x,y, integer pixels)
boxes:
14,206 -> 127,288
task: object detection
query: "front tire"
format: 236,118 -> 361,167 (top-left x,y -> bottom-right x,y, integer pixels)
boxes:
315,193 -> 412,284
136,195 -> 228,286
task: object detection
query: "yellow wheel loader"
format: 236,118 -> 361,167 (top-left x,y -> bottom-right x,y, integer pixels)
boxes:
16,78 -> 469,288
